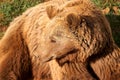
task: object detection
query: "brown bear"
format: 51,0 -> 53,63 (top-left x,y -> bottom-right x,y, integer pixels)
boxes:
39,0 -> 120,80
0,0 -> 94,80
0,0 -> 120,80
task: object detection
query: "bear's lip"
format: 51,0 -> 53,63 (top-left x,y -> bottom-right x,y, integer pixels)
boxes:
42,48 -> 79,63
56,48 -> 79,59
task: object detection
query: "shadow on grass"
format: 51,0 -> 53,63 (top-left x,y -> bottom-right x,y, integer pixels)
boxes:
106,14 -> 120,47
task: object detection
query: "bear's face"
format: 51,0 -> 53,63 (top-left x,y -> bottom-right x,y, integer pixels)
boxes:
35,13 -> 95,63
33,3 -> 110,63
38,14 -> 81,62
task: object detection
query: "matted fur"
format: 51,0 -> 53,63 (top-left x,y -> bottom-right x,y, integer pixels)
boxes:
0,0 -> 68,80
41,0 -> 120,80
0,0 -> 120,80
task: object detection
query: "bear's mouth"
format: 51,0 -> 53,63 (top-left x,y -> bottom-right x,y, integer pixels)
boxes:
43,48 -> 79,63
57,49 -> 78,60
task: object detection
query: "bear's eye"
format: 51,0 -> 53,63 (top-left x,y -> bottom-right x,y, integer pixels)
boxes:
51,39 -> 56,43
49,36 -> 56,43
80,18 -> 86,27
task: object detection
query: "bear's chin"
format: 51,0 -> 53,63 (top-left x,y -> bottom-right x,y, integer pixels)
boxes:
42,48 -> 78,64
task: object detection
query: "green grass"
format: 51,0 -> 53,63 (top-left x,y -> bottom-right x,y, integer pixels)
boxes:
0,0 -> 43,26
92,0 -> 120,9
106,15 -> 120,47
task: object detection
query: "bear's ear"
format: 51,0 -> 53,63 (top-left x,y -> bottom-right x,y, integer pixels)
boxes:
66,13 -> 79,26
46,5 -> 59,19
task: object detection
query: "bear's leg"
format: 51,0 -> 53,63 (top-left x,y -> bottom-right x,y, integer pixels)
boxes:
0,32 -> 32,80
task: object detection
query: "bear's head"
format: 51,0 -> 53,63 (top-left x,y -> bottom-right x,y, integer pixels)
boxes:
33,1 -> 113,63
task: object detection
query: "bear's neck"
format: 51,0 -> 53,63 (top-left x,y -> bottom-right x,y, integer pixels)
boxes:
30,55 -> 52,79
49,59 -> 95,80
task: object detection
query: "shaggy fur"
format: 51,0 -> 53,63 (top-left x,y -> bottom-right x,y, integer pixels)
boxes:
0,0 -> 120,80
40,0 -> 120,80
0,0 -> 67,80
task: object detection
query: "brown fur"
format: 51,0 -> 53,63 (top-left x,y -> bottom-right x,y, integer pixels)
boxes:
0,0 -> 120,80
40,0 -> 120,80
0,0 -> 67,80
